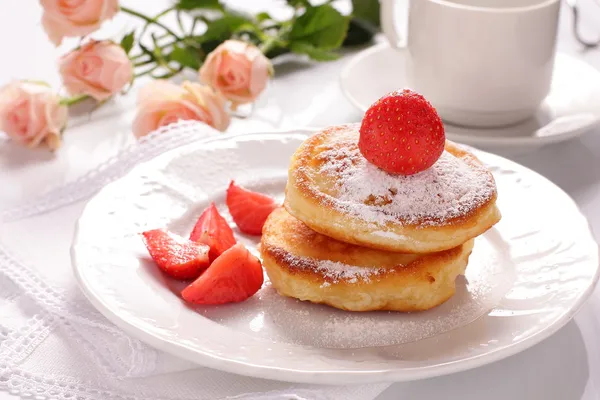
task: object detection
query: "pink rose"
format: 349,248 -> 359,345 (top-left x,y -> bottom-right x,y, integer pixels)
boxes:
0,81 -> 68,150
40,0 -> 119,46
133,80 -> 231,139
199,40 -> 273,107
59,40 -> 133,102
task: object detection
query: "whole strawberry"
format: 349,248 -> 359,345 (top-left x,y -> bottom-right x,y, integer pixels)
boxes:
358,89 -> 445,175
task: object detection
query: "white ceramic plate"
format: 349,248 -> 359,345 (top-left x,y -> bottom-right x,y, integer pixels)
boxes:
72,130 -> 599,385
340,43 -> 600,152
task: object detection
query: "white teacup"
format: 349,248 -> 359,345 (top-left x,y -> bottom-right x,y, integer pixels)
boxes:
380,0 -> 561,128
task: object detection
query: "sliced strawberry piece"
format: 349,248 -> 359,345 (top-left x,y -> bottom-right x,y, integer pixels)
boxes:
181,243 -> 264,305
189,203 -> 236,261
226,181 -> 278,235
141,229 -> 209,280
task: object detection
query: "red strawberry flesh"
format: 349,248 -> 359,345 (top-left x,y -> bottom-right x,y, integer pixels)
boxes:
141,229 -> 210,280
189,202 -> 236,261
181,243 -> 264,305
226,181 -> 278,235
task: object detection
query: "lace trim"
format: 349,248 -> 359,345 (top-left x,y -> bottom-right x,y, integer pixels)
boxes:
0,120 -> 218,222
0,315 -> 53,369
1,369 -> 331,400
0,243 -> 158,378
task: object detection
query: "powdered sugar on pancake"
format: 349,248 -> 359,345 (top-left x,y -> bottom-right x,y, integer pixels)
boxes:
275,249 -> 390,284
316,260 -> 387,284
318,143 -> 495,226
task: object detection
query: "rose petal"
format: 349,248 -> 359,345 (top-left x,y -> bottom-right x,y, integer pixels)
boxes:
40,0 -> 119,45
59,40 -> 133,101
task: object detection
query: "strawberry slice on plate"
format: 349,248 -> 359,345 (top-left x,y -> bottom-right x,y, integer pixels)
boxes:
141,229 -> 210,280
181,243 -> 264,305
226,181 -> 278,235
189,202 -> 236,261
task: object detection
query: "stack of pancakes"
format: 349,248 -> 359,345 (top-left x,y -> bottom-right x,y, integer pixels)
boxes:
260,124 -> 501,312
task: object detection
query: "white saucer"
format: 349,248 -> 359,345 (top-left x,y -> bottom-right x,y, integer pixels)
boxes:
71,128 -> 599,385
341,43 -> 600,152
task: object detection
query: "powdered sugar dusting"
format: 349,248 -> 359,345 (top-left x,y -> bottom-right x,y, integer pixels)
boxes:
317,144 -> 495,226
276,250 -> 390,284
317,260 -> 387,283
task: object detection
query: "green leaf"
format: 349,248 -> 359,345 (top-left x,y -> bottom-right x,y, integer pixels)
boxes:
167,45 -> 201,70
286,0 -> 311,7
289,4 -> 350,50
256,12 -> 272,23
138,43 -> 154,59
343,18 -> 376,46
351,0 -> 380,27
120,31 -> 135,54
175,0 -> 223,11
234,22 -> 259,34
200,15 -> 252,42
290,41 -> 339,61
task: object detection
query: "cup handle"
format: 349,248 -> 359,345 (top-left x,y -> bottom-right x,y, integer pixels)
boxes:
380,0 -> 404,48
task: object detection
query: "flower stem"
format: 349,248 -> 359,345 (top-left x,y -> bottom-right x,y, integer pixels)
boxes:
191,17 -> 201,34
155,7 -> 176,21
134,58 -> 155,67
138,8 -> 177,45
60,94 -> 90,106
130,37 -> 184,62
150,33 -> 181,75
152,67 -> 183,80
176,10 -> 186,34
259,36 -> 282,56
135,65 -> 159,78
120,6 -> 182,40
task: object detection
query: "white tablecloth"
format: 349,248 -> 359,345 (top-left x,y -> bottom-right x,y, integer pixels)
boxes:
1,1 -> 600,399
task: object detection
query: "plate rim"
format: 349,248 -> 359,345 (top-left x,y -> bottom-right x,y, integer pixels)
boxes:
71,129 -> 600,385
339,42 -> 600,147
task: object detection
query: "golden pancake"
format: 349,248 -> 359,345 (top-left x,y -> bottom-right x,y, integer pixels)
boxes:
285,123 -> 500,253
261,208 -> 475,312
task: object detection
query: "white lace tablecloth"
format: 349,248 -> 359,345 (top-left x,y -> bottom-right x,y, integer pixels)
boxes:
1,1 -> 600,400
